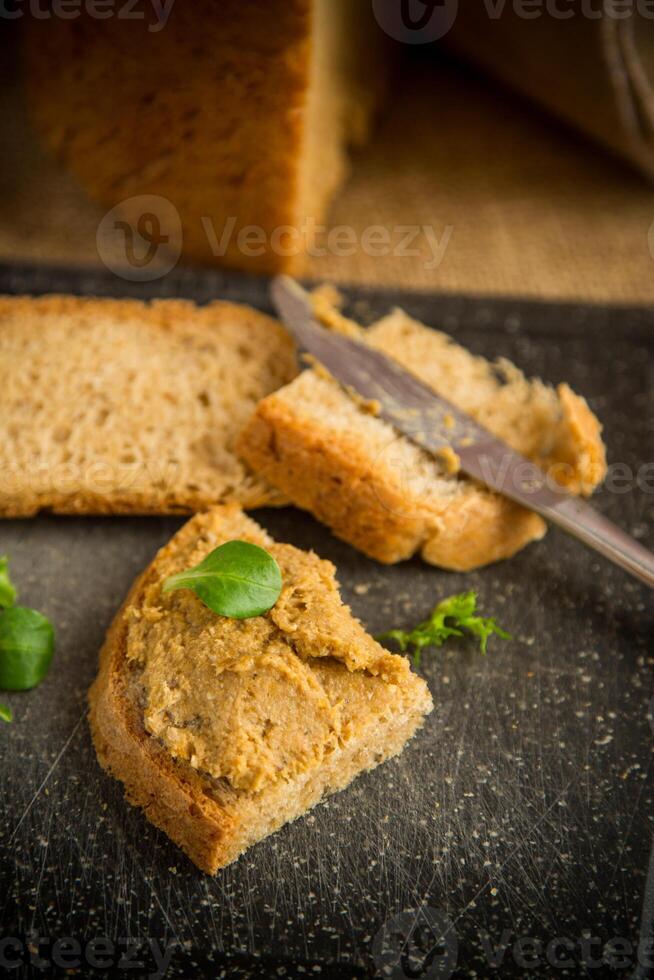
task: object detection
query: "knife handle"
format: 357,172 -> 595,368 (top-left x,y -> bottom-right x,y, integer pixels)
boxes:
542,496 -> 654,589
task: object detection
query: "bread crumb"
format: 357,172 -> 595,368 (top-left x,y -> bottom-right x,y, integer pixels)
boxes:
301,353 -> 334,384
436,446 -> 461,475
359,398 -> 381,416
311,285 -> 362,338
311,283 -> 344,310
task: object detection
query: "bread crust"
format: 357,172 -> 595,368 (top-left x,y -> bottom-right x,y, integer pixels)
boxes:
0,294 -> 296,518
89,553 -> 237,873
88,507 -> 432,873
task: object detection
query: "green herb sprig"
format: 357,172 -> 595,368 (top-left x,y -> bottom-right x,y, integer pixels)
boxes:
0,557 -> 55,723
377,590 -> 510,666
0,555 -> 17,609
163,540 -> 282,619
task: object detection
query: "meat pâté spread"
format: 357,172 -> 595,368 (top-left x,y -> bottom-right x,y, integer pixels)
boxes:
126,518 -> 410,793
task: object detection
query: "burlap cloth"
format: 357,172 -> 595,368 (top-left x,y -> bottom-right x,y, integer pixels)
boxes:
1,51 -> 653,303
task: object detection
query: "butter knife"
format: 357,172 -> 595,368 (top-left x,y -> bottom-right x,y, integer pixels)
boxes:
271,276 -> 654,589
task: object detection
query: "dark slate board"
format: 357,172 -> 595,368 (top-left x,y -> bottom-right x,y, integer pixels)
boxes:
0,262 -> 653,980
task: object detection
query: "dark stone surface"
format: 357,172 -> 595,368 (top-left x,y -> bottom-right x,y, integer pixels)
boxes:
0,263 -> 652,978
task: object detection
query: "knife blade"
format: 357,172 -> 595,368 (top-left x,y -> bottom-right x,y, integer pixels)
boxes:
271,276 -> 654,589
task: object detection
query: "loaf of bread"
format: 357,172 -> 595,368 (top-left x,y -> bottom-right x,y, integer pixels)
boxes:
0,295 -> 297,516
89,505 -> 433,872
239,302 -> 607,570
24,1 -> 386,273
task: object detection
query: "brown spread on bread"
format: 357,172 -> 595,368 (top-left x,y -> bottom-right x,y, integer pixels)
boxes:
126,525 -> 409,793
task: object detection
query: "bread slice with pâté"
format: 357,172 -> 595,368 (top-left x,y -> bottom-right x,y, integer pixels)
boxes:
0,294 -> 297,517
88,505 -> 433,873
238,296 -> 607,571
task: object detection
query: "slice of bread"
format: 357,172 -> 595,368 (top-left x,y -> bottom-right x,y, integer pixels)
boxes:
0,295 -> 297,517
238,303 -> 607,570
88,506 -> 432,873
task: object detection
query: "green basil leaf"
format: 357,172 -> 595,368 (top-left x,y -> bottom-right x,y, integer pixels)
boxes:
162,540 -> 283,619
0,703 -> 12,724
0,556 -> 17,609
0,606 -> 55,691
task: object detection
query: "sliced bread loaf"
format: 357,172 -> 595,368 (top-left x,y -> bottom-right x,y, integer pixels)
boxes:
24,1 -> 387,273
238,304 -> 607,570
88,505 -> 432,873
0,295 -> 297,517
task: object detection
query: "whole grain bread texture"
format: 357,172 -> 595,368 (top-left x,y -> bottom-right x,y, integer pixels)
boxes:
24,0 -> 387,273
88,505 -> 432,873
0,295 -> 298,517
238,298 -> 607,570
